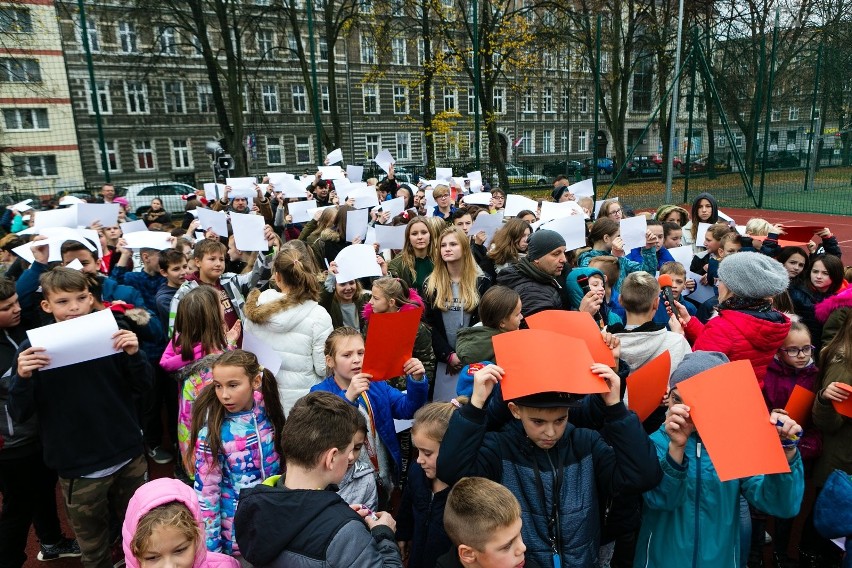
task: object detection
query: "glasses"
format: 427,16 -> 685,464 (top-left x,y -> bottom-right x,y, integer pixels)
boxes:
608,208 -> 623,216
778,345 -> 815,357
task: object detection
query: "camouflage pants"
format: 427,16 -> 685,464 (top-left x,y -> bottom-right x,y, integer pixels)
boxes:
58,455 -> 147,568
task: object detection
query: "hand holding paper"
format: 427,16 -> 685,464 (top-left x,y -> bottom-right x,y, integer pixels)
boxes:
24,309 -> 122,372
362,310 -> 422,382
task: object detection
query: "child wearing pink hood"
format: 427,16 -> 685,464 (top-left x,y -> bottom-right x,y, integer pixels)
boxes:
122,477 -> 238,568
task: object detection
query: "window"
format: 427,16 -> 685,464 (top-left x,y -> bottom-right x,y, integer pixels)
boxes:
446,133 -> 459,159
600,52 -> 609,73
190,34 -> 204,57
243,84 -> 251,113
287,32 -> 298,55
363,85 -> 379,114
396,133 -> 410,160
134,140 -> 156,170
543,129 -> 554,153
261,83 -> 279,113
0,8 -> 33,33
3,108 -> 49,130
295,135 -> 311,164
417,38 -> 425,66
163,81 -> 184,113
360,0 -> 373,13
11,155 -> 57,177
0,58 -> 40,82
124,81 -> 148,114
771,108 -> 780,122
392,38 -> 407,65
197,85 -> 214,113
158,26 -> 177,55
542,50 -> 554,69
418,85 -> 434,114
632,56 -> 653,112
542,88 -> 553,113
257,29 -> 274,58
522,88 -> 534,113
561,129 -> 569,152
360,35 -> 376,64
319,37 -> 329,61
579,89 -> 588,113
561,88 -> 570,112
171,139 -> 192,169
95,140 -> 120,173
266,136 -> 283,165
786,130 -> 798,146
443,87 -> 456,112
769,131 -> 779,147
292,85 -> 306,113
321,85 -> 330,113
118,22 -> 137,53
87,80 -> 112,114
788,107 -> 799,121
734,132 -> 744,147
78,17 -> 99,52
521,129 -> 533,153
393,85 -> 408,114
467,87 -> 477,114
365,134 -> 380,159
578,129 -> 588,152
493,87 -> 504,113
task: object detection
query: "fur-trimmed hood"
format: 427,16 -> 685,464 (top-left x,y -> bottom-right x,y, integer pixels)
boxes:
319,228 -> 341,242
362,288 -> 424,322
816,283 -> 852,323
244,288 -> 321,331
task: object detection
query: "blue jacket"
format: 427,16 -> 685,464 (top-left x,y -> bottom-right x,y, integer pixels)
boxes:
564,267 -> 622,326
577,248 -> 657,293
627,246 -> 675,270
634,426 -> 804,568
395,461 -> 451,568
310,375 -> 429,472
112,266 -> 166,312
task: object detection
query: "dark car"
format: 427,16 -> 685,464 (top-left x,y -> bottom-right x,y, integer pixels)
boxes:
679,157 -> 732,175
627,159 -> 662,178
542,160 -> 583,182
649,153 -> 683,168
581,157 -> 614,175
759,151 -> 800,169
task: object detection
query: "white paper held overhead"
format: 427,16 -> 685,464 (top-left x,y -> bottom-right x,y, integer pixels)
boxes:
334,244 -> 382,283
26,309 -> 121,370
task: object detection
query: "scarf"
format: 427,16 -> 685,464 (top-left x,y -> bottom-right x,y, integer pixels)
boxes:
718,295 -> 773,313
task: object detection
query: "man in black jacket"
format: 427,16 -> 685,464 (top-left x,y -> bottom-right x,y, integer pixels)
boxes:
497,230 -> 570,317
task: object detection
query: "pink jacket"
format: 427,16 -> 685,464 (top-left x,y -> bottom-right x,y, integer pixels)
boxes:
160,338 -> 207,372
122,478 -> 239,568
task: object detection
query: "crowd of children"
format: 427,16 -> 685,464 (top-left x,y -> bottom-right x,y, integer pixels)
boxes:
0,174 -> 848,568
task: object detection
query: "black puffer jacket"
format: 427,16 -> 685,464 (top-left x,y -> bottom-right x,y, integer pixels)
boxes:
497,258 -> 567,317
788,281 -> 831,353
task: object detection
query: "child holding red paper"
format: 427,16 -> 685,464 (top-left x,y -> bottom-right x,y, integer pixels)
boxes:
311,326 -> 428,505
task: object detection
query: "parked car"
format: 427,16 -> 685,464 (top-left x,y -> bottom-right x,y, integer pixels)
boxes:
392,165 -> 417,183
492,164 -> 539,186
123,182 -> 198,216
679,157 -> 732,175
580,157 -> 614,175
627,159 -> 663,178
541,160 -> 583,182
649,153 -> 683,168
758,150 -> 800,169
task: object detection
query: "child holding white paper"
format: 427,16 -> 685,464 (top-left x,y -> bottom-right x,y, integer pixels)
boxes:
577,218 -> 657,293
9,268 -> 153,567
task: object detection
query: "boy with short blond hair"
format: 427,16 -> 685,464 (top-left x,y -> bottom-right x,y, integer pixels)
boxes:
653,261 -> 696,325
438,476 -> 540,568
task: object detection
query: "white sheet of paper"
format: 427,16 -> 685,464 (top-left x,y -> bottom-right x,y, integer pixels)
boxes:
12,237 -> 90,264
120,220 -> 148,234
196,208 -> 229,237
319,165 -> 345,180
436,167 -> 453,182
348,186 -> 380,210
667,245 -> 694,268
717,210 -> 735,224
374,224 -> 406,250
26,309 -> 120,370
242,329 -> 282,376
363,226 -> 377,246
34,207 -> 77,229
373,150 -> 395,174
203,183 -> 226,201
469,212 -> 504,247
256,183 -> 270,195
345,208 -> 369,242
22,215 -> 30,222
288,200 -> 318,224
539,200 -> 585,223
378,197 -> 405,219
594,197 -> 617,219
570,178 -> 595,198
463,192 -> 492,206
123,231 -> 172,250
394,418 -> 414,434
346,165 -> 364,182
58,195 -> 84,206
620,216 -> 648,251
336,181 -> 367,204
194,231 -> 206,241
832,538 -> 847,551
325,148 -> 344,165
267,172 -> 293,187
225,177 -> 258,198
306,204 -> 336,219
424,190 -> 436,216
467,171 -> 483,192
695,222 -> 712,248
432,362 -> 457,402
504,194 -> 538,217
686,277 -> 717,304
76,203 -> 119,228
12,199 -> 32,212
65,258 -> 84,271
230,212 -> 268,252
281,176 -> 309,199
335,244 -> 382,282
451,177 -> 467,191
543,215 -> 587,251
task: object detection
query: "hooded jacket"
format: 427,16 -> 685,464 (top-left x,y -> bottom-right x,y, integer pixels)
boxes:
0,325 -> 39,459
788,281 -> 834,353
682,192 -> 719,251
320,286 -> 370,331
311,228 -> 351,267
234,480 -> 403,568
497,259 -> 565,317
244,288 -> 333,415
423,274 -> 491,363
174,353 -> 227,458
565,267 -> 622,326
576,249 -> 658,293
815,284 -> 852,348
395,461 -> 452,568
610,321 -> 691,376
814,351 -> 852,486
762,357 -> 822,460
456,325 -> 501,366
684,308 -> 791,384
122,478 -> 238,568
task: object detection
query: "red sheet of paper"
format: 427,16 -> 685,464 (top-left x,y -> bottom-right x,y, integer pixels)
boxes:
492,329 -> 609,401
780,225 -> 823,242
525,310 -> 616,367
675,359 -> 791,482
785,385 -> 816,425
362,308 -> 422,382
626,351 -> 671,422
831,383 -> 852,418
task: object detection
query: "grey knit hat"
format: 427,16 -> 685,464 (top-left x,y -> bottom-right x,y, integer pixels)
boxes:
669,351 -> 730,389
717,251 -> 789,299
527,229 -> 566,262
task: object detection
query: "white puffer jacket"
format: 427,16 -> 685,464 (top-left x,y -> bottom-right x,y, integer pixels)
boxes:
244,289 -> 333,415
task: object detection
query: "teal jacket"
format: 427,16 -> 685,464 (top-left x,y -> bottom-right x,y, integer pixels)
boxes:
576,248 -> 657,293
634,426 -> 804,568
564,267 -> 622,326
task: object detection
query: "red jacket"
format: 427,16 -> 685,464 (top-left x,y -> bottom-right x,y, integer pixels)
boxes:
684,309 -> 791,385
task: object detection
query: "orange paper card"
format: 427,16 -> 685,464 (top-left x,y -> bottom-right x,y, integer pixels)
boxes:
492,329 -> 608,401
362,308 -> 422,382
780,225 -> 823,242
785,385 -> 816,425
675,359 -> 791,482
626,351 -> 671,422
525,310 -> 616,367
831,383 -> 852,418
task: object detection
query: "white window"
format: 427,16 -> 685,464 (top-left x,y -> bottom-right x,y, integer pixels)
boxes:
788,107 -> 799,121
600,52 -> 609,73
578,129 -> 588,152
190,34 -> 204,57
134,140 -> 156,171
443,88 -> 456,112
257,29 -> 274,58
771,108 -> 780,122
3,108 -> 49,130
467,87 -> 477,113
261,83 -> 279,113
396,133 -> 410,160
561,88 -> 570,112
521,129 -> 534,153
543,87 -> 553,113
163,81 -> 184,113
78,17 -> 99,52
266,136 -> 283,165
158,26 -> 177,55
542,50 -> 554,69
118,21 -> 137,53
418,85 -> 434,114
319,37 -> 328,61
363,85 -> 379,114
522,88 -> 534,113
561,129 -> 569,152
288,32 -> 298,55
360,0 -> 373,13
87,80 -> 112,114
734,132 -> 744,147
171,139 -> 193,169
124,81 -> 148,114
292,85 -> 307,113
11,155 -> 57,177
197,84 -> 214,113
360,35 -> 376,64
446,133 -> 459,159
392,38 -> 407,65
321,85 -> 330,113
0,8 -> 33,33
393,85 -> 408,114
543,130 -> 554,153
417,38 -> 425,66
0,58 -> 39,82
295,135 -> 311,164
579,89 -> 588,113
95,140 -> 120,173
243,84 -> 251,113
493,87 -> 504,113
365,134 -> 380,159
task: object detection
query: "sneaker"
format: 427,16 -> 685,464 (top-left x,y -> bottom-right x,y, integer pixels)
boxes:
37,537 -> 81,561
147,445 -> 173,464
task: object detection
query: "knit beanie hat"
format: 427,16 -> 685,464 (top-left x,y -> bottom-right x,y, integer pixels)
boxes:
717,252 -> 789,299
527,230 -> 566,262
669,351 -> 730,389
